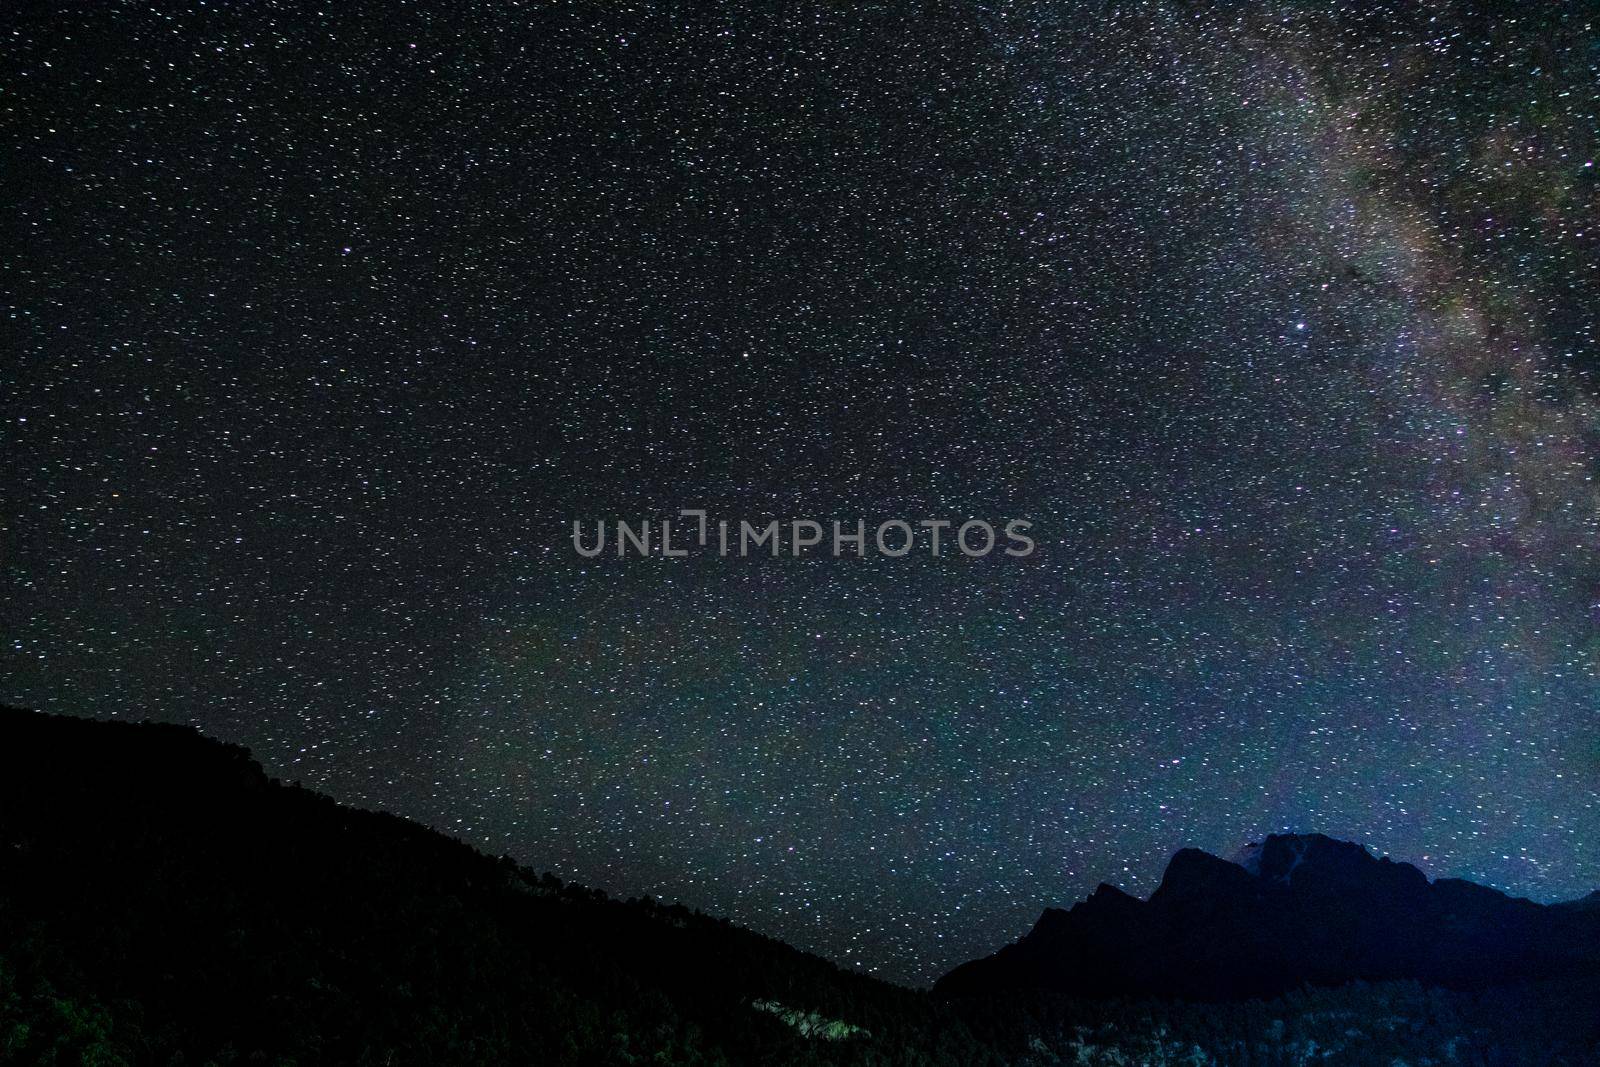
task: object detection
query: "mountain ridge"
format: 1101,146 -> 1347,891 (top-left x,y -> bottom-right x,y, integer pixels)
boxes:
3,704 -> 1596,1063
0,705 -> 993,1065
936,832 -> 1600,1002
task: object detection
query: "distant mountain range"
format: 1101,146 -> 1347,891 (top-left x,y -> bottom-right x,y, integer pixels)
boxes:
2,704 -> 1596,1064
936,833 -> 1600,1001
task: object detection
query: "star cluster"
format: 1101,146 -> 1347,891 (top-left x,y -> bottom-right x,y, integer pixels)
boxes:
4,1 -> 1599,985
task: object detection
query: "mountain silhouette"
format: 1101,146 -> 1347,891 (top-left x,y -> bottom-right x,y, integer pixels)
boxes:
935,833 -> 1600,1001
3,705 -> 1597,1063
0,706 -> 989,1064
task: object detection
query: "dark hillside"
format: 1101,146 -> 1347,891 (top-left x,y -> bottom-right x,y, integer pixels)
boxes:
0,706 -> 991,1065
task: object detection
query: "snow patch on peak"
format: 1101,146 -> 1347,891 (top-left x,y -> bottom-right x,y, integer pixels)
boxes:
1277,837 -> 1312,884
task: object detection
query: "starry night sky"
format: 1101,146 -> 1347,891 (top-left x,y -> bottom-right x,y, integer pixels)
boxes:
5,1 -> 1600,985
